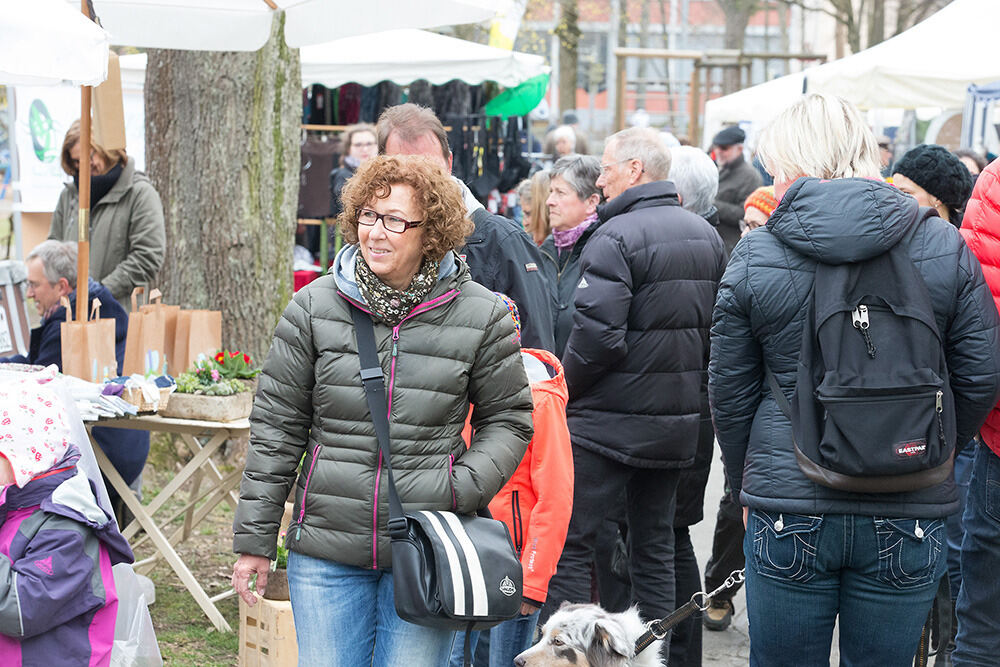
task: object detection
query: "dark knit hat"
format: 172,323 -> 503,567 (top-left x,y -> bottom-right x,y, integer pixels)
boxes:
892,144 -> 973,219
712,125 -> 745,147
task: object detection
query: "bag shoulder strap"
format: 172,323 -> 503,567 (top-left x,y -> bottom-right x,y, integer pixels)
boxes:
349,305 -> 407,532
764,367 -> 794,421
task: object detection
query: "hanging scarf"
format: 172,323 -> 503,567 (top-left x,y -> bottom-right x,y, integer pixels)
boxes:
553,212 -> 598,251
355,252 -> 440,327
73,162 -> 123,206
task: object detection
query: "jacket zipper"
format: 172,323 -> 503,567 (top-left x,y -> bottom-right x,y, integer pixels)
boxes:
449,453 -> 457,510
296,444 -> 323,540
511,490 -> 523,556
370,288 -> 461,568
539,246 -> 576,282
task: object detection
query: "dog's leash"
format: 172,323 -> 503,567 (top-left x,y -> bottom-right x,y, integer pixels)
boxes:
633,568 -> 746,656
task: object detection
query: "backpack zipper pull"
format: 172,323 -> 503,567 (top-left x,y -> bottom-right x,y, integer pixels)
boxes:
936,390 -> 946,443
852,304 -> 877,358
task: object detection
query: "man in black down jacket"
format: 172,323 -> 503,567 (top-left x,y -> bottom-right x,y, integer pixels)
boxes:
375,104 -> 555,352
541,128 -> 727,640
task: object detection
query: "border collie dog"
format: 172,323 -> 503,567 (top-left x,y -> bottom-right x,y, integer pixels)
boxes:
514,603 -> 664,667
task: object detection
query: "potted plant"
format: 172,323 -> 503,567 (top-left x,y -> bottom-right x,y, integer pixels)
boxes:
213,349 -> 261,394
263,534 -> 290,601
158,359 -> 253,422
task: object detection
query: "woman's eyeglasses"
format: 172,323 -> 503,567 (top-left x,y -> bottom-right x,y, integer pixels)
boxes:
357,209 -> 423,233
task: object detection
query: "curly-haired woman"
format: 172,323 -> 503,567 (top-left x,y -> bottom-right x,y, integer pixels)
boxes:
232,155 -> 534,666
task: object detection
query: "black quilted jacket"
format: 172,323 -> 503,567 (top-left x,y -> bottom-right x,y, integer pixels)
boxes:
562,180 -> 727,468
709,177 -> 1000,517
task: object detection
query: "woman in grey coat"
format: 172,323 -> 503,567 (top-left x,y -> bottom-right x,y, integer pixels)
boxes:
232,155 -> 534,667
48,120 -> 165,305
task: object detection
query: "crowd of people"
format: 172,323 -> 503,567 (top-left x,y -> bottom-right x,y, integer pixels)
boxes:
3,90 -> 1000,666
229,94 -> 1000,667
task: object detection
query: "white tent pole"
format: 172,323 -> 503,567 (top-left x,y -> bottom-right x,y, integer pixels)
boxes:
6,92 -> 23,260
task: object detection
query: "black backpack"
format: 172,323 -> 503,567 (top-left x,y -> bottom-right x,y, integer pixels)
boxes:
766,234 -> 956,493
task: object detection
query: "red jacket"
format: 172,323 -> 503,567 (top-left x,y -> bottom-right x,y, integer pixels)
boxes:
961,158 -> 1000,457
465,349 -> 573,605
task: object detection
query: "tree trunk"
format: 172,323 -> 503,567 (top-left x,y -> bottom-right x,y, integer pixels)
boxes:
556,0 -> 581,120
145,15 -> 301,364
636,0 -> 651,109
866,0 -> 885,48
718,0 -> 759,94
777,0 -> 789,76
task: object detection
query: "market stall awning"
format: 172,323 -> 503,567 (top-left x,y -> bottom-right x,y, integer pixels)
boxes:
1,0 -> 109,86
702,0 -> 1000,145
80,0 -> 499,51
299,29 -> 550,88
804,0 -> 1000,110
119,30 -> 550,90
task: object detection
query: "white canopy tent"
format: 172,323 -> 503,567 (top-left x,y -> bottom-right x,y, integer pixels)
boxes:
703,0 -> 1000,146
119,29 -> 549,90
76,0 -> 498,51
1,0 -> 109,86
299,29 -> 548,88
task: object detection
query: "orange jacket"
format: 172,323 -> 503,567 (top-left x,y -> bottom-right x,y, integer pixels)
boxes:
464,348 -> 573,604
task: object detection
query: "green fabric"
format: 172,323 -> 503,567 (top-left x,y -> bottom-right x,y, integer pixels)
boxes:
48,157 -> 165,309
232,256 -> 534,567
483,74 -> 551,119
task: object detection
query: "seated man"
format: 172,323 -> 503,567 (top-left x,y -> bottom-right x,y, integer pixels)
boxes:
1,240 -> 149,520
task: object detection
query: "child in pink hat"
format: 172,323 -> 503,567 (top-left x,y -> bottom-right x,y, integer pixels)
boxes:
0,380 -> 133,666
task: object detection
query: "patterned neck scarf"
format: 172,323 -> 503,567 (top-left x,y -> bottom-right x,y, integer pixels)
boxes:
552,211 -> 599,251
355,252 -> 440,327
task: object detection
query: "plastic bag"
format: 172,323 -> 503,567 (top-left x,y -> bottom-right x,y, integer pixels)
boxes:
111,563 -> 163,667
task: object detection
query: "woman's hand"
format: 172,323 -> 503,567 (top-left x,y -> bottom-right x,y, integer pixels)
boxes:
232,554 -> 272,606
743,506 -> 749,529
521,601 -> 540,616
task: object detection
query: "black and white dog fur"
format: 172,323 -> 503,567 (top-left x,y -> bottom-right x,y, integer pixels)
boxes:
514,603 -> 664,667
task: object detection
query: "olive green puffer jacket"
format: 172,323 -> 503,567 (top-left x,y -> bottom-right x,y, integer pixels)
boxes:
233,248 -> 533,569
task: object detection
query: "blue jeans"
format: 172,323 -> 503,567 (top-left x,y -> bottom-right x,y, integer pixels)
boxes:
954,444 -> 1000,666
946,439 -> 976,598
287,550 -> 455,667
744,510 -> 946,667
448,610 -> 540,667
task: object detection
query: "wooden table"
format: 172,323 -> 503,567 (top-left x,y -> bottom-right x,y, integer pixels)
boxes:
88,414 -> 250,632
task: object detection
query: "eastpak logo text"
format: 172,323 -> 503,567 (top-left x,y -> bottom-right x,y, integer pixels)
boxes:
894,440 -> 927,458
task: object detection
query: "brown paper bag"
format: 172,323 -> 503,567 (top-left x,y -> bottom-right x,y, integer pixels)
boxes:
123,287 -> 166,376
93,52 -> 126,151
138,289 -> 180,374
60,297 -> 118,383
172,309 -> 222,374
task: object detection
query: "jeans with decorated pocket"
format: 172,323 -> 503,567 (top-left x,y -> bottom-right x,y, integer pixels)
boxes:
954,443 -> 1000,666
744,510 -> 946,667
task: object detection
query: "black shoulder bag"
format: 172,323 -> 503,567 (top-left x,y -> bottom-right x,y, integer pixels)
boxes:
350,306 -> 523,654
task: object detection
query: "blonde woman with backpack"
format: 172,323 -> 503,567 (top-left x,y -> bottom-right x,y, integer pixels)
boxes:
708,94 -> 1000,666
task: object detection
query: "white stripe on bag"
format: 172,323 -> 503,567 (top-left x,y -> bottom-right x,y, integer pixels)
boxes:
419,511 -> 467,616
439,512 -> 489,616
